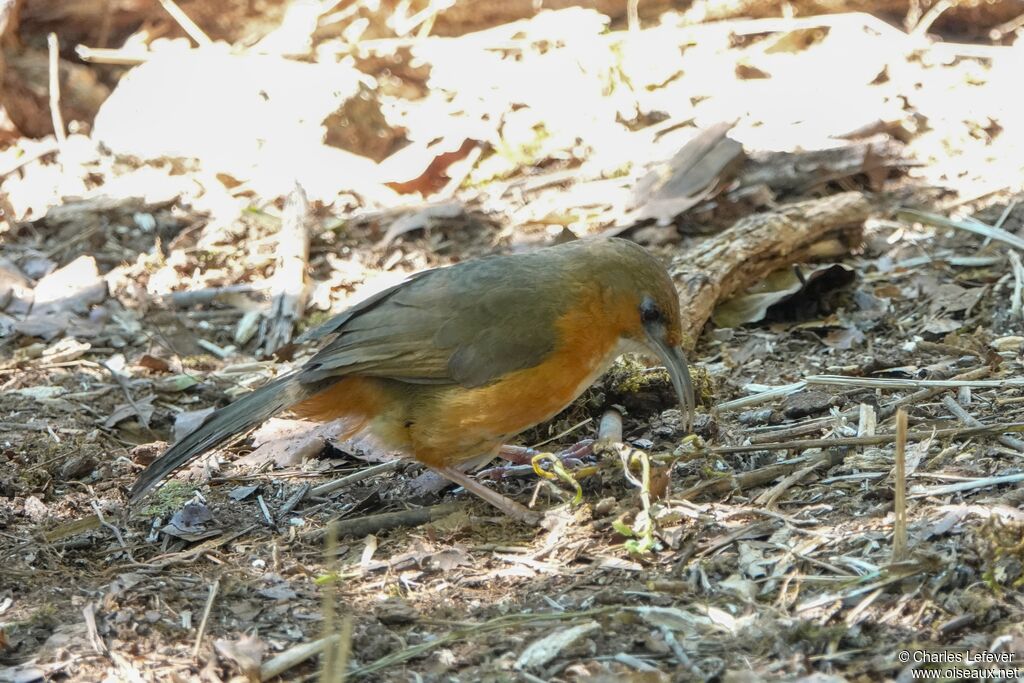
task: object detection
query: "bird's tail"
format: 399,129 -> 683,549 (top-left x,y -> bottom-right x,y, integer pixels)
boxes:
129,373 -> 314,503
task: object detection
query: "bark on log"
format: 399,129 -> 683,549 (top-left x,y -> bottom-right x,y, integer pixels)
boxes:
672,191 -> 872,350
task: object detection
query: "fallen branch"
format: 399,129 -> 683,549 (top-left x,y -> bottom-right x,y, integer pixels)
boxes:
672,191 -> 871,350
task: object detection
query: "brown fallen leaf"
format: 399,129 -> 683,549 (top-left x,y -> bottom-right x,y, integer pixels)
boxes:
215,634 -> 266,683
104,395 -> 156,429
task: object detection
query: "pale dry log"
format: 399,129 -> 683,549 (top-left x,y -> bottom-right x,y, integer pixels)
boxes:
259,183 -> 311,355
672,191 -> 872,349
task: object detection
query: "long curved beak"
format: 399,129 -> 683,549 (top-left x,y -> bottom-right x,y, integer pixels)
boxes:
647,336 -> 696,432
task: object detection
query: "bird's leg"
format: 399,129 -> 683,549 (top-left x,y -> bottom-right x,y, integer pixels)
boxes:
432,465 -> 542,525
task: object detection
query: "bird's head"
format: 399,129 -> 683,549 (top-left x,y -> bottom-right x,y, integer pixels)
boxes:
583,239 -> 697,431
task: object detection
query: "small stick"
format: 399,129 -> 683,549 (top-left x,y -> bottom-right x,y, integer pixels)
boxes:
1007,251 -> 1024,319
892,409 -> 908,562
748,367 -> 991,443
627,0 -> 640,32
309,503 -> 462,540
164,283 -> 264,308
100,362 -> 154,431
47,33 -> 67,146
715,422 -> 1024,455
89,500 -> 134,562
192,578 -> 220,659
941,395 -> 1024,453
260,183 -> 311,354
158,0 -> 213,46
857,403 -> 876,437
261,635 -> 341,681
320,522 -> 339,682
806,374 -> 1024,390
309,460 -> 403,498
0,140 -> 60,178
75,45 -> 149,65
911,472 -> 1024,497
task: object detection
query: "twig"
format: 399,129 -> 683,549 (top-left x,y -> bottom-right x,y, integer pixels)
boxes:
309,460 -> 403,498
163,283 -> 265,308
278,483 -> 311,519
89,500 -> 135,562
260,183 -> 311,354
715,382 -> 807,413
261,635 -> 341,681
898,208 -> 1024,252
192,578 -> 220,659
911,472 -> 1024,497
1008,251 -> 1024,319
941,395 -> 1024,453
910,0 -> 952,36
748,367 -> 992,443
678,450 -> 844,501
627,0 -> 640,32
714,421 -> 1024,455
805,374 -> 1024,390
349,608 -> 616,678
82,602 -> 107,654
75,44 -> 149,65
0,140 -> 60,179
158,0 -> 213,46
309,502 -> 462,541
320,521 -> 341,683
100,362 -> 154,431
47,33 -> 67,146
892,409 -> 908,562
752,458 -> 829,507
528,417 -> 593,450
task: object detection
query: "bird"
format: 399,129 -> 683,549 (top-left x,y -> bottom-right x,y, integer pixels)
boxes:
129,237 -> 696,523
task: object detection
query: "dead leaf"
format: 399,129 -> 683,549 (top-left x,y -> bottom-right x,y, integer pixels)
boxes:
103,395 -> 156,429
137,354 -> 171,372
713,264 -> 855,327
14,255 -> 107,340
424,546 -> 471,572
173,408 -> 215,442
376,200 -> 466,248
930,283 -> 984,314
923,317 -> 962,335
382,137 -> 477,196
514,621 -> 600,670
161,502 -> 219,541
823,326 -> 865,350
617,123 -> 744,230
0,257 -> 33,315
215,633 -> 266,682
239,418 -> 348,468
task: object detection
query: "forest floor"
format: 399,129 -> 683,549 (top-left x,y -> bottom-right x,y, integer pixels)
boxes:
3,2 -> 1024,681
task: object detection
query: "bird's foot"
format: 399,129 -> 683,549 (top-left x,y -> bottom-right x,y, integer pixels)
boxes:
478,439 -> 595,480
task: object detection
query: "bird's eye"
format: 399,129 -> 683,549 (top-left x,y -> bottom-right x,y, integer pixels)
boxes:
640,299 -> 662,324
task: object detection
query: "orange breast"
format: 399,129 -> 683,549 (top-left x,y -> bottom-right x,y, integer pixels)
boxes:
407,286 -> 635,466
